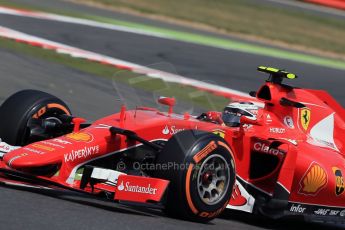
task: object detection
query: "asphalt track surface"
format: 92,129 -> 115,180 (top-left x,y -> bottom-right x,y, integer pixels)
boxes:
0,1 -> 344,230
1,50 -> 336,230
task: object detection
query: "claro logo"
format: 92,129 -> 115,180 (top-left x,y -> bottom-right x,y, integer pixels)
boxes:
253,142 -> 285,156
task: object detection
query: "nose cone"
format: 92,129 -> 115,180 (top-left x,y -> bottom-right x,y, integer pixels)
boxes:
3,143 -> 62,169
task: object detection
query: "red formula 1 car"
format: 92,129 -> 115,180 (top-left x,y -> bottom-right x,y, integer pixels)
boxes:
0,66 -> 344,224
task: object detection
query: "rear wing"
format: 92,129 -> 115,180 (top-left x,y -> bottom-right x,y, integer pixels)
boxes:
305,89 -> 345,119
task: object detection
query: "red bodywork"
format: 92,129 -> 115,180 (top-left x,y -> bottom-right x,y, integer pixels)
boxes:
1,78 -> 345,220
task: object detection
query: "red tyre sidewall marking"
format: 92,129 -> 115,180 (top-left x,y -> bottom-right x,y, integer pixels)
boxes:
185,163 -> 199,214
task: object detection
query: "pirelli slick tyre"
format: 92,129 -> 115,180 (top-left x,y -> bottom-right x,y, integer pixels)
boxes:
155,130 -> 236,222
0,90 -> 71,146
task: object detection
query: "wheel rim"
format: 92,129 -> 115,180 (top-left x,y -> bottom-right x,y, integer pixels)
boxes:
23,109 -> 66,145
196,154 -> 230,205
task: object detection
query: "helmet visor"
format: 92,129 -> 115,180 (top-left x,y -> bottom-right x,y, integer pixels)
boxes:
222,107 -> 253,127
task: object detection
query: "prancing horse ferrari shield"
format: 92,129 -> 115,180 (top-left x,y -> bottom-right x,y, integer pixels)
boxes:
300,108 -> 311,131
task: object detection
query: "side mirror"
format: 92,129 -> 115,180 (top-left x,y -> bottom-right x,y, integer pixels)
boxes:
72,117 -> 86,132
249,91 -> 257,97
158,97 -> 176,114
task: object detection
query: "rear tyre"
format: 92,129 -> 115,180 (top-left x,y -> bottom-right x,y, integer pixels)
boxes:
154,130 -> 235,222
0,90 -> 71,145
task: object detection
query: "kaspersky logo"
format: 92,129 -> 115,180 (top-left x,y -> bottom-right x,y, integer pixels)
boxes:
332,167 -> 345,196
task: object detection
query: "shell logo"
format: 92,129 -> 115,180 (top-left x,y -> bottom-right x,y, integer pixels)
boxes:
65,132 -> 93,142
32,143 -> 54,152
299,162 -> 328,196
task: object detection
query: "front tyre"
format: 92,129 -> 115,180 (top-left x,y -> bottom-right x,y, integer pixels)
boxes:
0,90 -> 71,145
155,130 -> 236,222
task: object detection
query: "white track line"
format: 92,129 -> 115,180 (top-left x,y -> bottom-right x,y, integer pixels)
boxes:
0,6 -> 176,40
0,25 -> 256,102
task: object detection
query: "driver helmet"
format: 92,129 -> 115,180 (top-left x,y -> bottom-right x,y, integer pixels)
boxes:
222,102 -> 259,127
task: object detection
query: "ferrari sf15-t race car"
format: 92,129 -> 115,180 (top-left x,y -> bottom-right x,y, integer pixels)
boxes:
0,66 -> 344,224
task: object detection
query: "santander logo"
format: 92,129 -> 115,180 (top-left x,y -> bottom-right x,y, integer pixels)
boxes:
162,125 -> 185,135
117,181 -> 125,191
114,175 -> 169,203
117,181 -> 158,195
162,125 -> 170,135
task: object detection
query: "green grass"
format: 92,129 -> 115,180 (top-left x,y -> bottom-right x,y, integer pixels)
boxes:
80,0 -> 345,56
0,37 -> 228,111
0,1 -> 83,16
1,0 -> 345,70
